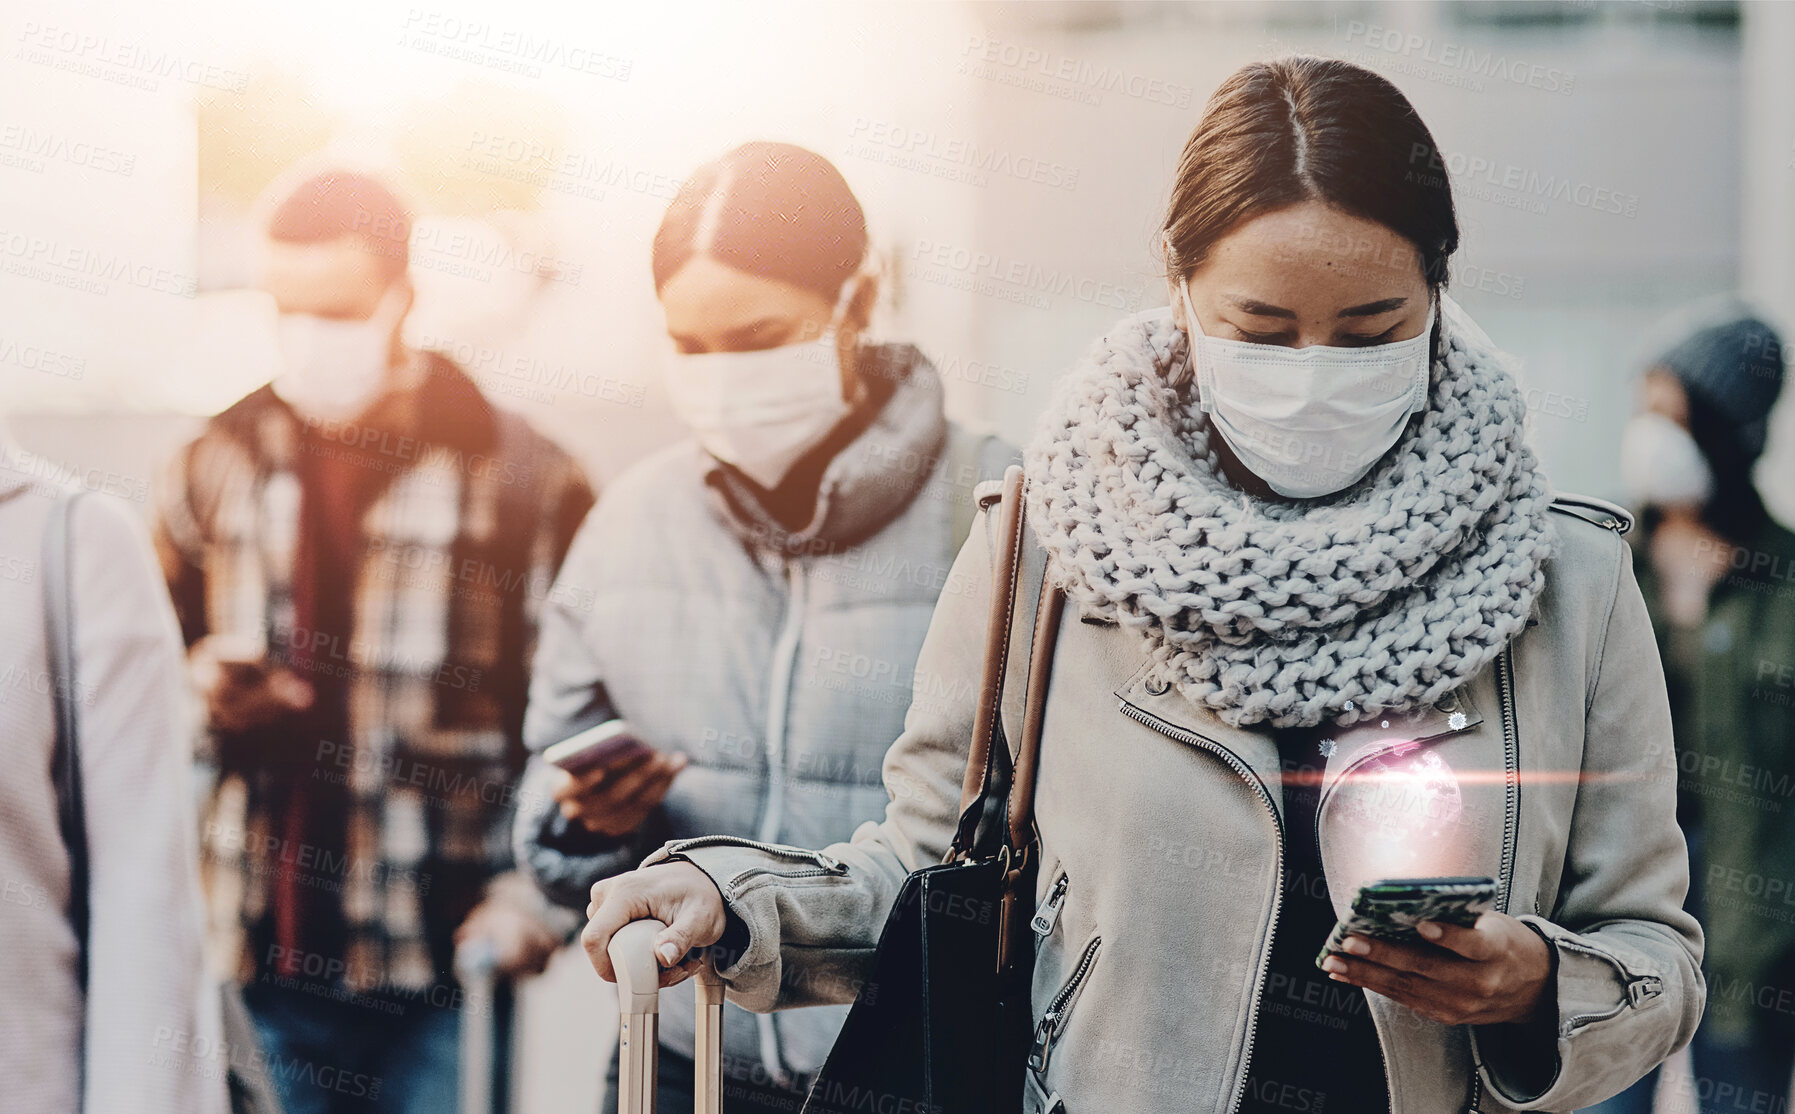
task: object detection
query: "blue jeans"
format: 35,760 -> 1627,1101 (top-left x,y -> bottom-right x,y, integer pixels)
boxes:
243,979 -> 461,1114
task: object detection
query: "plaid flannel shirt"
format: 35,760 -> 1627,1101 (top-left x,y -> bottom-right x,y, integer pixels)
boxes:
155,355 -> 593,992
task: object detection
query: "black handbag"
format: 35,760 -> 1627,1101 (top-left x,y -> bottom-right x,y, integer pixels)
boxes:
799,465 -> 1065,1114
43,491 -> 286,1114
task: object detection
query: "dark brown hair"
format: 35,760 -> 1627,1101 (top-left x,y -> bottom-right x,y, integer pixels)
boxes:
653,142 -> 868,301
1164,57 -> 1458,290
266,170 -> 412,278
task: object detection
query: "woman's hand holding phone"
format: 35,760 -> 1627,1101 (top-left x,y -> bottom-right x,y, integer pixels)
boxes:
189,634 -> 314,733
1318,910 -> 1555,1028
546,721 -> 688,838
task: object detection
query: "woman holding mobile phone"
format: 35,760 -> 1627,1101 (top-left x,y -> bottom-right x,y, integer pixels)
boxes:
513,142 -> 1014,1113
580,58 -> 1703,1113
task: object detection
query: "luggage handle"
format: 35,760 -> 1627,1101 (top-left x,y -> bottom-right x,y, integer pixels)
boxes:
609,919 -> 727,1114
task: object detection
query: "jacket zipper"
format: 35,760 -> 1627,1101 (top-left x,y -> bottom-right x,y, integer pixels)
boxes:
1031,871 -> 1070,937
758,560 -> 807,845
1029,934 -> 1102,1075
1307,707 -> 1492,1111
1309,719 -> 1470,857
747,560 -> 809,1089
1468,645 -> 1522,1114
1554,937 -> 1665,1035
1307,741 -> 1401,1112
1495,647 -> 1520,912
1117,702 -> 1284,1114
666,833 -> 849,870
666,835 -> 849,897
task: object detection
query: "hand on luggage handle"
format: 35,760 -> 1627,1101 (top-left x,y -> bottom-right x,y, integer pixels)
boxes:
608,919 -> 727,1113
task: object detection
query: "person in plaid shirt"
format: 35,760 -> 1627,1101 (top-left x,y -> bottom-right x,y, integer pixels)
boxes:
154,169 -> 594,1114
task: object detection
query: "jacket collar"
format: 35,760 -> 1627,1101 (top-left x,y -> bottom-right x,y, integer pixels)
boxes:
705,343 -> 949,555
213,350 -> 498,470
1112,656 -> 1487,825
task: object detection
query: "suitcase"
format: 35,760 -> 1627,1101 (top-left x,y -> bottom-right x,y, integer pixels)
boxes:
608,919 -> 728,1114
457,938 -> 503,1114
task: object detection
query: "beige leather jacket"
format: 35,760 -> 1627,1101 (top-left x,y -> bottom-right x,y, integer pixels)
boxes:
648,489 -> 1704,1113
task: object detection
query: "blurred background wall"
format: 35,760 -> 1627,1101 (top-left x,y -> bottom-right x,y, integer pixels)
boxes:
6,1 -> 1788,507
2,1 -> 1787,1109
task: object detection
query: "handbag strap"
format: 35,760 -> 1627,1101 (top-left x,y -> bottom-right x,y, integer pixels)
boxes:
950,467 -> 1028,855
44,490 -> 90,1105
1005,576 -> 1063,859
948,466 -> 1064,866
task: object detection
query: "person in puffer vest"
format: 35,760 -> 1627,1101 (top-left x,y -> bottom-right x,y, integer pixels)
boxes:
513,141 -> 1014,1113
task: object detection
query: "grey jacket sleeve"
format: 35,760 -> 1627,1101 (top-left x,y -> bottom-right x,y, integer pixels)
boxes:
1471,544 -> 1705,1109
512,514 -> 672,911
639,504 -> 996,1012
513,756 -> 673,911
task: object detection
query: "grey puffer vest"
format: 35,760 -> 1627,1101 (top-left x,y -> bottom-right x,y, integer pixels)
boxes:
514,345 -> 1014,1083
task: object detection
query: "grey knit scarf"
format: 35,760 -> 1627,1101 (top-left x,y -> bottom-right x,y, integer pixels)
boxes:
1024,295 -> 1557,729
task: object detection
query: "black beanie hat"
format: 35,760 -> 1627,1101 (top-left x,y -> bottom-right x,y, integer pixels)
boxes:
1654,311 -> 1786,461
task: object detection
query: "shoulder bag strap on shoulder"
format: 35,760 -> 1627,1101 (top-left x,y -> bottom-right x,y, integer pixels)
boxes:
948,467 -> 1064,863
950,467 -> 1028,856
44,489 -> 90,1106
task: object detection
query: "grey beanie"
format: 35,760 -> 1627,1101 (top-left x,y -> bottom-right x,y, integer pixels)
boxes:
1654,310 -> 1786,458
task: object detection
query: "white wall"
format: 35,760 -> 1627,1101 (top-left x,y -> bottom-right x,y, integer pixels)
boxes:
6,1 -> 1751,506
1742,0 -> 1795,524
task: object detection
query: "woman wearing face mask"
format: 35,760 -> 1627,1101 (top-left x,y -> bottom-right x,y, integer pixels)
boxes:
580,59 -> 1703,1113
1582,306 -> 1792,1114
513,142 -> 1014,1113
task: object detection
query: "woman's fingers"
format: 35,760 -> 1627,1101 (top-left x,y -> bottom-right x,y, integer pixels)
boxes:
580,887 -> 639,983
636,755 -> 690,805
1320,913 -> 1553,1026
1416,914 -> 1499,960
570,756 -> 689,832
581,863 -> 728,988
599,753 -> 683,810
570,749 -> 656,794
1322,951 -> 1475,1023
558,753 -> 686,829
659,951 -> 706,988
1333,934 -> 1452,980
650,864 -> 728,964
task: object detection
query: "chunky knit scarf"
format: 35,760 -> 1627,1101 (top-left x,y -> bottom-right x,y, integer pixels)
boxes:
1025,295 -> 1556,729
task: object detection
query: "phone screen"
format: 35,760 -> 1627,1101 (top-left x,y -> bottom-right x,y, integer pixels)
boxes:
215,657 -> 271,686
543,719 -> 652,776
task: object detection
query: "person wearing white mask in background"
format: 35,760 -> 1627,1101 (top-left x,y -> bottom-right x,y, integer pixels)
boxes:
154,169 -> 593,1114
513,141 -> 1014,1113
581,59 -> 1703,1114
1582,306 -> 1793,1114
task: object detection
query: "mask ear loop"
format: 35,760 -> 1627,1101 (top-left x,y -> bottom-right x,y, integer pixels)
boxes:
826,260 -> 881,406
1416,294 -> 1443,413
825,252 -> 882,343
1164,233 -> 1197,391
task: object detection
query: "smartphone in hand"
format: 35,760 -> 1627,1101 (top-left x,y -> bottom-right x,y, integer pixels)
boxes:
1315,876 -> 1497,969
207,635 -> 270,681
543,719 -> 653,777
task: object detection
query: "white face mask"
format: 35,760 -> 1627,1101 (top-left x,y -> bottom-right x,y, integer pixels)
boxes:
664,284 -> 857,489
271,288 -> 405,421
1620,410 -> 1712,508
1177,278 -> 1435,499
